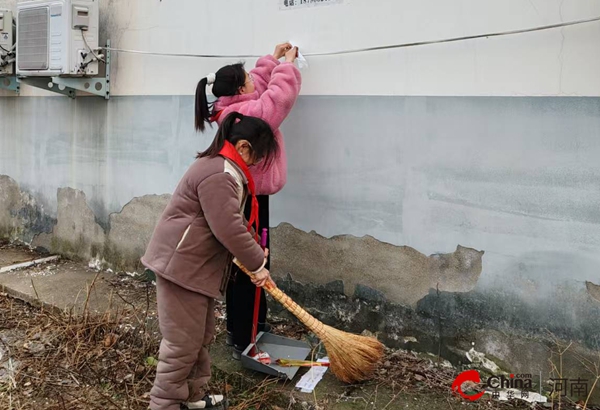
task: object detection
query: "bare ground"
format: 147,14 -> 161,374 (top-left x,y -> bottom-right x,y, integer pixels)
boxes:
0,244 -> 598,409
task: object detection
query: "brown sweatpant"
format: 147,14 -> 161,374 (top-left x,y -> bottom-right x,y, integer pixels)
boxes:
150,275 -> 215,410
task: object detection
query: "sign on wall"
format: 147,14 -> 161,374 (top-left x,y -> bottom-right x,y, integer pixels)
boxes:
280,0 -> 342,11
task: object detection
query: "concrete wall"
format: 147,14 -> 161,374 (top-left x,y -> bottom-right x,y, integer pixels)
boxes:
1,0 -> 600,400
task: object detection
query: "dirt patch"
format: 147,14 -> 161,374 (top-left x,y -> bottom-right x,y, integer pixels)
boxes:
0,289 -> 311,410
0,242 -> 46,267
0,291 -> 158,409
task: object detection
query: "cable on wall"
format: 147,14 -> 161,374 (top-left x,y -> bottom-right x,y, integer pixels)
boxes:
99,15 -> 600,59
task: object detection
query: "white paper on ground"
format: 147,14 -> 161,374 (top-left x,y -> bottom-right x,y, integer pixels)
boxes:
295,357 -> 329,393
485,390 -> 547,403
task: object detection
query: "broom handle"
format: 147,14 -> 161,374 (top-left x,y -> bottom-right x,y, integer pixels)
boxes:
249,287 -> 261,356
250,229 -> 268,356
251,286 -> 261,343
233,259 -> 329,342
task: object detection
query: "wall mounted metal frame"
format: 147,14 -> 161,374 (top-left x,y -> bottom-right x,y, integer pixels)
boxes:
17,39 -> 111,100
0,75 -> 19,94
19,77 -> 77,97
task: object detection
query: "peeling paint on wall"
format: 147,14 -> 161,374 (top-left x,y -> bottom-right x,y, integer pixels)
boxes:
271,222 -> 484,306
50,188 -> 106,260
106,194 -> 171,270
0,176 -> 55,243
0,177 -> 169,270
48,188 -> 171,269
586,281 -> 600,304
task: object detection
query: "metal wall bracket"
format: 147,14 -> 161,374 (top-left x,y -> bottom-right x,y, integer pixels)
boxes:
17,39 -> 111,100
0,75 -> 20,94
19,77 -> 76,98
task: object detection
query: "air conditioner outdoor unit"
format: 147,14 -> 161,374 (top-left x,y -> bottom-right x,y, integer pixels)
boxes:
16,0 -> 99,77
0,9 -> 15,75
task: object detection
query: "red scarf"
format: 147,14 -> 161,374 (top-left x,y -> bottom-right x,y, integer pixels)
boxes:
210,110 -> 224,123
218,141 -> 259,242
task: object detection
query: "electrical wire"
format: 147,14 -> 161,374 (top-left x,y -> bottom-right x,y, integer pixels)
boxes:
0,43 -> 15,69
99,15 -> 600,59
0,43 -> 15,54
81,29 -> 106,63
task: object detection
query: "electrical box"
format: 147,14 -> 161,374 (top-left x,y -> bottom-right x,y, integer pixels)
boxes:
72,5 -> 89,29
0,9 -> 15,75
16,0 -> 99,77
0,10 -> 9,31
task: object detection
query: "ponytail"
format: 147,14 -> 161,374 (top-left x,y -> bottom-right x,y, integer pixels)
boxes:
196,112 -> 278,166
197,113 -> 244,159
195,78 -> 211,132
194,63 -> 247,133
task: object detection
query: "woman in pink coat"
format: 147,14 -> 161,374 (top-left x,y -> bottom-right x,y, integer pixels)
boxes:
195,43 -> 301,359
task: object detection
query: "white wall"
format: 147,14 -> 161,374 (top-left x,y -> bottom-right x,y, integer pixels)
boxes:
1,0 -> 600,97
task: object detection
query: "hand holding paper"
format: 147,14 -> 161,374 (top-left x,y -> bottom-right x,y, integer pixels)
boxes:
290,42 -> 308,69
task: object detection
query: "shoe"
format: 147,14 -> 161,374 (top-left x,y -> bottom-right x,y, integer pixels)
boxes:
184,393 -> 228,409
232,345 -> 244,361
258,322 -> 272,333
226,323 -> 271,347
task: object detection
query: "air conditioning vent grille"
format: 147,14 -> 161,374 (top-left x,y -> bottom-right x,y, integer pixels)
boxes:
18,7 -> 49,70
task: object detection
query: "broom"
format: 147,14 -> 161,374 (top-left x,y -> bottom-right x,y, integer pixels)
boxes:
233,258 -> 384,384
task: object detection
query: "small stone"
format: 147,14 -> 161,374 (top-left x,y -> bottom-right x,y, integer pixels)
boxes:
354,284 -> 386,303
23,342 -> 45,354
360,329 -> 375,338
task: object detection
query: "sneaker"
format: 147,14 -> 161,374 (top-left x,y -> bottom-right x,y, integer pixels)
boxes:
225,331 -> 233,347
184,393 -> 227,409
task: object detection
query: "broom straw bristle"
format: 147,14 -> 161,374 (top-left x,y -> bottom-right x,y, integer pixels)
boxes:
233,259 -> 385,383
317,324 -> 385,383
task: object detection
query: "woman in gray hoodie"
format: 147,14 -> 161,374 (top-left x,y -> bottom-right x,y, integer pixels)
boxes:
142,112 -> 279,410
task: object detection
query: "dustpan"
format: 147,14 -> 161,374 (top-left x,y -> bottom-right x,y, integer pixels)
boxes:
240,331 -> 312,380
